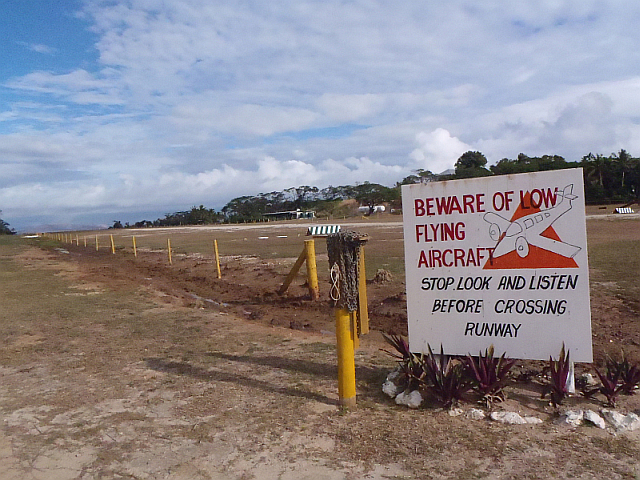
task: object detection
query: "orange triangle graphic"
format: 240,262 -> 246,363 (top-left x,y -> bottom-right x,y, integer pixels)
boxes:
483,192 -> 579,270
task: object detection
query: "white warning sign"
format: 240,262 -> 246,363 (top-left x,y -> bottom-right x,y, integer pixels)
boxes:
401,168 -> 592,362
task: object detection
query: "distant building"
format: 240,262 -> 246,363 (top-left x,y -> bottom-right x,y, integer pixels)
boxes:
358,205 -> 386,214
262,209 -> 316,221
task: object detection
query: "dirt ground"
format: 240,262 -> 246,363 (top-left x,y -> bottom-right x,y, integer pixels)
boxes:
1,216 -> 640,479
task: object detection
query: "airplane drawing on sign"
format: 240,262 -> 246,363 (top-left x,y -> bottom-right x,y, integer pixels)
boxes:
483,184 -> 581,259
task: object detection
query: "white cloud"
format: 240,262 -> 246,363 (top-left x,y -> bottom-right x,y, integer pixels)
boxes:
409,129 -> 471,173
6,70 -> 123,105
4,0 -> 640,229
468,78 -> 640,160
317,94 -> 386,123
16,41 -> 57,55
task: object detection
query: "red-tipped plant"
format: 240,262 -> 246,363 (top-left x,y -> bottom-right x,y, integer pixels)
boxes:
542,343 -> 571,407
594,363 -> 622,407
381,332 -> 411,362
617,353 -> 640,395
466,345 -> 515,407
382,332 -> 423,390
418,344 -> 472,408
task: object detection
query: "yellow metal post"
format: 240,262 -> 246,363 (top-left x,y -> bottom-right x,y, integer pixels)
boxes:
167,238 -> 172,265
350,312 -> 360,350
304,239 -> 319,300
357,246 -> 369,335
132,236 -> 137,257
214,239 -> 221,279
110,234 -> 116,254
336,308 -> 357,407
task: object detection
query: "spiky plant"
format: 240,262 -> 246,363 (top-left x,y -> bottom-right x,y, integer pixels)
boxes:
466,345 -> 515,407
594,363 -> 622,407
617,353 -> 640,395
417,344 -> 472,409
381,332 -> 411,362
542,343 -> 571,407
381,332 -> 423,390
403,352 -> 427,391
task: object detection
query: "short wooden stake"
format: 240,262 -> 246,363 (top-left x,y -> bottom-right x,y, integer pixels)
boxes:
110,234 -> 116,254
214,239 -> 221,279
96,235 -> 99,251
132,236 -> 137,257
278,248 -> 307,295
167,238 -> 172,265
336,308 -> 356,408
76,234 -> 79,246
84,236 -> 87,247
278,240 -> 320,299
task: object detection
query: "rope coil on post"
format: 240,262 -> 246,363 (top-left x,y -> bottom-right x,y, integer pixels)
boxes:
326,231 -> 368,312
330,263 -> 340,302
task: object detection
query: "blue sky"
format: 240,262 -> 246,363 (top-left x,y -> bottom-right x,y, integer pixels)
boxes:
2,1 -> 640,231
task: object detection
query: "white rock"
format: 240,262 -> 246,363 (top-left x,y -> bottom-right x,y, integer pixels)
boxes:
395,390 -> 423,409
584,410 -> 606,429
382,368 -> 406,398
405,390 -> 423,409
524,416 -> 543,425
382,380 -> 403,398
601,409 -> 640,432
448,407 -> 464,417
580,373 -> 599,387
490,411 -> 527,425
386,369 -> 402,382
602,409 -> 625,430
557,410 -> 584,427
395,390 -> 410,406
466,408 -> 486,420
629,413 -> 640,431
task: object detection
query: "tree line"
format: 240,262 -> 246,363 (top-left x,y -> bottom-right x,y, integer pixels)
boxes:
0,210 -> 15,235
111,149 -> 639,228
449,149 -> 639,203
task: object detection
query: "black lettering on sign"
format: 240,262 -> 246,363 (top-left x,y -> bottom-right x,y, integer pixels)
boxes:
464,322 -> 522,337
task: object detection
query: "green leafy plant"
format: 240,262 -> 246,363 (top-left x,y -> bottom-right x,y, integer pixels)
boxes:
417,344 -> 472,408
465,345 -> 515,407
542,343 -> 571,407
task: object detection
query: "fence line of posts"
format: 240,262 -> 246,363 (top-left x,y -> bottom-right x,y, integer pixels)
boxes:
43,231 -> 223,277
45,226 -> 370,408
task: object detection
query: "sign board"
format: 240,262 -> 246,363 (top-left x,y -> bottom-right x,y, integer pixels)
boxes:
401,169 -> 592,362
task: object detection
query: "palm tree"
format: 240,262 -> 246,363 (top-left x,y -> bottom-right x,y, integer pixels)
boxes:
582,153 -> 607,188
616,149 -> 632,189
